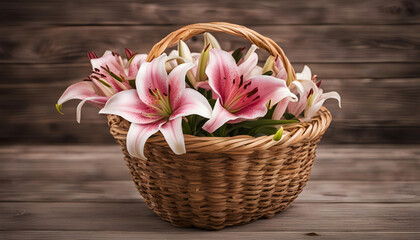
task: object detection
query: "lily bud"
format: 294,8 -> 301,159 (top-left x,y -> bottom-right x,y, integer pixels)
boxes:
196,44 -> 211,82
204,32 -> 221,50
307,92 -> 315,107
243,44 -> 258,61
262,55 -> 275,74
125,48 -> 134,60
273,126 -> 284,141
177,40 -> 193,62
176,40 -> 197,86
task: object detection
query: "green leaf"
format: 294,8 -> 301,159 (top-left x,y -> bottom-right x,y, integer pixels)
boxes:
128,79 -> 136,88
283,113 -> 296,120
208,98 -> 216,108
273,126 -> 284,141
249,126 -> 277,136
182,118 -> 192,135
231,47 -> 244,63
55,104 -> 64,115
102,67 -> 124,83
234,119 -> 299,129
262,70 -> 273,76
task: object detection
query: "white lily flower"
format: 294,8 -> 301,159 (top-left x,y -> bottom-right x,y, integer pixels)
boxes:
272,65 -> 341,121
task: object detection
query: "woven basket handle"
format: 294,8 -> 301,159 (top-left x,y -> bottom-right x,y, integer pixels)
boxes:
146,22 -> 296,81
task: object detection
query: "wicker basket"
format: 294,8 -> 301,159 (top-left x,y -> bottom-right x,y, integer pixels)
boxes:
107,22 -> 332,230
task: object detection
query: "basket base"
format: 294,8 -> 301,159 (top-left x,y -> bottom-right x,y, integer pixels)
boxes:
120,140 -> 318,230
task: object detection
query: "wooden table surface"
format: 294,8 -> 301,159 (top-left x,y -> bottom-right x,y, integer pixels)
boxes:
1,144 -> 419,239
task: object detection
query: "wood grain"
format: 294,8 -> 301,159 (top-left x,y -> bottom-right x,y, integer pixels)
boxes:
1,180 -> 418,203
1,231 -> 419,240
1,25 -> 419,64
1,202 -> 418,232
0,145 -> 418,181
3,62 -> 420,85
2,0 -> 419,25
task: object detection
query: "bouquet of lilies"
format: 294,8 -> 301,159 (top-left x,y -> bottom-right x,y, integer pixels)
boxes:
56,33 -> 341,159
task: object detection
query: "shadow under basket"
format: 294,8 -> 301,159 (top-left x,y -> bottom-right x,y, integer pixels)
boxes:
106,22 -> 333,229
107,106 -> 332,230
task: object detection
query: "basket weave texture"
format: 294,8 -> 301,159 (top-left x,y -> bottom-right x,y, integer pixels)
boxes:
107,22 -> 333,230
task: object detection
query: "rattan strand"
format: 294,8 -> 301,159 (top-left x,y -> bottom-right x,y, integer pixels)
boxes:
107,23 -> 333,230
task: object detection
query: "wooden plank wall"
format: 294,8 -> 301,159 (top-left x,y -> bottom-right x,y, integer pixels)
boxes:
1,0 -> 419,144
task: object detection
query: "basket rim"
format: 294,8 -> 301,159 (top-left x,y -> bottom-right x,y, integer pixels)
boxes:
108,106 -> 332,153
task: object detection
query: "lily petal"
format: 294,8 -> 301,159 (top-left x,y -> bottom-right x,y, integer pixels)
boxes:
57,81 -> 102,105
303,91 -> 341,121
195,81 -> 212,91
99,89 -> 161,124
203,99 -> 238,133
128,54 -> 147,77
127,121 -> 164,159
296,65 -> 312,80
272,98 -> 290,120
171,88 -> 212,120
167,63 -> 194,107
320,91 -> 342,108
90,51 -> 126,92
76,96 -> 108,123
274,57 -> 287,80
159,117 -> 186,155
136,54 -> 169,105
238,51 -> 258,80
206,49 -> 240,101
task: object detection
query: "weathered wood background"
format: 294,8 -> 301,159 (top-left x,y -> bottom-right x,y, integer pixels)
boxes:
1,0 -> 419,144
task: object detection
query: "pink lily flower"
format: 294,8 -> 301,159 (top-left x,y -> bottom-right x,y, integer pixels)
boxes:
202,49 -> 297,133
99,54 -> 212,159
56,50 -> 147,123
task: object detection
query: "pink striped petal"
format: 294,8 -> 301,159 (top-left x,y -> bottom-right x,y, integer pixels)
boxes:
171,88 -> 212,120
127,121 -> 164,159
195,81 -> 211,90
238,52 -> 258,79
90,51 -> 126,92
136,54 -> 169,105
288,97 -> 307,117
128,54 -> 147,77
91,51 -> 124,76
274,57 -> 287,80
206,49 -> 239,101
57,81 -> 102,105
167,63 -> 194,107
98,89 -> 161,124
272,98 -> 290,120
202,99 -> 238,133
159,117 -> 186,155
